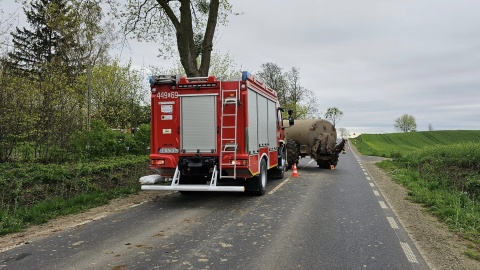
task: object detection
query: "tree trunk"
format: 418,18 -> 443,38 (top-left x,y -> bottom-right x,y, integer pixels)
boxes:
199,0 -> 219,76
177,0 -> 199,77
174,0 -> 219,77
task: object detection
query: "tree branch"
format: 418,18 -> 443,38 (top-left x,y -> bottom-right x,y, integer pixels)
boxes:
156,0 -> 180,29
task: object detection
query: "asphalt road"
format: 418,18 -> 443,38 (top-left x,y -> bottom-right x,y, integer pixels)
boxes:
1,148 -> 429,269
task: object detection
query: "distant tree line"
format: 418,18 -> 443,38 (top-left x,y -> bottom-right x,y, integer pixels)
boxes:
0,0 -> 149,163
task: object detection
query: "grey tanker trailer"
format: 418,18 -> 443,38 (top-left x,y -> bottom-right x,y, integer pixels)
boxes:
285,119 -> 346,169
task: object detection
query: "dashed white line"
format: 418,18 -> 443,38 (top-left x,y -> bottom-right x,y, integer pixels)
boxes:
379,201 -> 388,209
353,151 -> 422,266
400,242 -> 419,263
387,217 -> 399,229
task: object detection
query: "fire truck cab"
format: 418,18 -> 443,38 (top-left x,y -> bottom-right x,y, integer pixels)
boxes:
140,71 -> 293,195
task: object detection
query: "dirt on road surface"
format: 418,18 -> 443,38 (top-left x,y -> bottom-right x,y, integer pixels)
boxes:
2,148 -> 480,270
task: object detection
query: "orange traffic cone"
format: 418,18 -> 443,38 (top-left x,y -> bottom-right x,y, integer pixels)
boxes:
291,163 -> 299,178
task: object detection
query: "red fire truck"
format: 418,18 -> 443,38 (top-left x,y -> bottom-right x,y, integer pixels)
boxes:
140,71 -> 293,195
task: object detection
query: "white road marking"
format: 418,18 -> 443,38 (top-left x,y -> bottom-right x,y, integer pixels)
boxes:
387,217 -> 399,229
352,150 -> 422,266
364,172 -> 369,176
379,201 -> 388,209
268,178 -> 291,195
400,242 -> 419,263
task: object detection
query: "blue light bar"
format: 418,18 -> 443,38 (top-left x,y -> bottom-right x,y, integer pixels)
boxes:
148,75 -> 154,85
242,71 -> 250,81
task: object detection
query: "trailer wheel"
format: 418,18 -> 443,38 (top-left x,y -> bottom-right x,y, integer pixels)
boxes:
286,140 -> 300,170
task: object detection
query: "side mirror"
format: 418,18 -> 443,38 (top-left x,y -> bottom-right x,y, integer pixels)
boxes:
288,109 -> 294,126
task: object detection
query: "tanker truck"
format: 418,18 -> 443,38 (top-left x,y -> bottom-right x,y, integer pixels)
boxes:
285,119 -> 346,169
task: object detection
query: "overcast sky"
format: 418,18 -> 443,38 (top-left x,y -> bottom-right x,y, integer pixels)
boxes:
4,1 -> 480,134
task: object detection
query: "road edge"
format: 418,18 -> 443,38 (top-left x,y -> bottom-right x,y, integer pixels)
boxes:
349,144 -> 480,270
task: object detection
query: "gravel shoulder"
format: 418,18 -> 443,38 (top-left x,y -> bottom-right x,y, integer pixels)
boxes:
352,146 -> 480,270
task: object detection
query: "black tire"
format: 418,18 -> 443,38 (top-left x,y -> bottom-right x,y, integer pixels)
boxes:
286,140 -> 300,170
317,161 -> 330,169
251,158 -> 267,196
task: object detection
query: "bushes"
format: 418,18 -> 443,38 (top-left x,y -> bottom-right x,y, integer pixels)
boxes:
3,121 -> 150,163
0,155 -> 150,235
70,121 -> 150,160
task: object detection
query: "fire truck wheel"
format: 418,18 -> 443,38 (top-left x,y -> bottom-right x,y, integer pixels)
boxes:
245,158 -> 267,195
255,158 -> 267,196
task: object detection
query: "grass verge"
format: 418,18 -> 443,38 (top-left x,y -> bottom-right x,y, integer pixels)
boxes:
352,132 -> 480,261
0,155 -> 150,236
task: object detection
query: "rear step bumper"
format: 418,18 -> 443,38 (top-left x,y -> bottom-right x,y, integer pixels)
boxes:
140,165 -> 245,192
141,185 -> 245,192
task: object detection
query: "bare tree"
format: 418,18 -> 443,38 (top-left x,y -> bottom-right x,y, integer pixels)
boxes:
1,7 -> 19,52
256,64 -> 318,119
428,123 -> 434,131
337,127 -> 350,139
256,62 -> 288,105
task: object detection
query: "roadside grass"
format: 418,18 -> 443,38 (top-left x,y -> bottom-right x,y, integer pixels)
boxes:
352,132 -> 480,261
0,155 -> 150,236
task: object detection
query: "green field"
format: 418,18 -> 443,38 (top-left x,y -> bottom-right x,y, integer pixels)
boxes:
351,130 -> 480,157
351,130 -> 480,261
